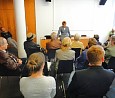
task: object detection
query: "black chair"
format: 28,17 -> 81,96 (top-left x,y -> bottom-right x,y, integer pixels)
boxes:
57,60 -> 74,74
0,64 -> 24,98
47,49 -> 57,61
71,48 -> 81,61
56,60 -> 74,98
108,57 -> 115,72
7,46 -> 18,57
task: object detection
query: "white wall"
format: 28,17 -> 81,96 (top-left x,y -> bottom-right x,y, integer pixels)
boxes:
35,0 -> 115,44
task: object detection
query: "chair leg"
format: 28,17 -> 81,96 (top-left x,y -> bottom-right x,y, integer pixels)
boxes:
62,81 -> 66,98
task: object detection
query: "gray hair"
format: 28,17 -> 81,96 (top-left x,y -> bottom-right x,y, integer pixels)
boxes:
74,33 -> 80,41
51,32 -> 57,40
0,37 -> 6,46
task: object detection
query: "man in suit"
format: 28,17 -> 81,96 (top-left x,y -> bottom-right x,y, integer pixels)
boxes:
0,37 -> 22,71
67,45 -> 115,98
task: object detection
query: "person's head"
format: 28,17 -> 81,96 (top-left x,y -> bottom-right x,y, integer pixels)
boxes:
26,33 -> 36,41
94,34 -> 99,41
112,29 -> 115,33
0,27 -> 8,32
0,37 -> 8,50
61,37 -> 71,50
62,21 -> 66,27
74,33 -> 80,41
88,38 -> 97,48
27,52 -> 45,75
110,35 -> 115,46
87,45 -> 105,66
51,32 -> 58,40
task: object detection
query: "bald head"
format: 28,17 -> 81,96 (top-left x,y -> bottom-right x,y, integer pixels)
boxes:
0,37 -> 8,50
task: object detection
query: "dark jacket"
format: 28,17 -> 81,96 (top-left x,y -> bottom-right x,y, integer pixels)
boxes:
24,40 -> 40,58
67,66 -> 115,98
1,31 -> 12,39
0,50 -> 21,76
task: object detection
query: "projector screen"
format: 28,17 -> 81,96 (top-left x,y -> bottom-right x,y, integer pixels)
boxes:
53,0 -> 94,31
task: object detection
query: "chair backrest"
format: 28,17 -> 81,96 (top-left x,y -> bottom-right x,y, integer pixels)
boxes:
57,60 -> 74,74
71,48 -> 81,60
47,49 -> 57,61
7,47 -> 18,57
108,57 -> 115,69
0,64 -> 21,76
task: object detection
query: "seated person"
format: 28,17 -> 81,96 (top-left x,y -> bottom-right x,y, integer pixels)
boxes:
67,45 -> 115,98
56,37 -> 75,60
105,35 -> 115,64
109,28 -> 115,37
20,52 -> 56,98
71,33 -> 84,51
0,27 -> 17,49
24,33 -> 40,58
0,37 -> 22,73
93,34 -> 102,45
46,32 -> 61,50
76,38 -> 97,69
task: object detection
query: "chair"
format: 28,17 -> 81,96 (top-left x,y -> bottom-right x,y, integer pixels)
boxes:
71,48 -> 81,60
57,60 -> 74,74
7,46 -> 18,57
0,64 -> 23,98
56,60 -> 74,98
107,57 -> 115,72
47,49 -> 57,61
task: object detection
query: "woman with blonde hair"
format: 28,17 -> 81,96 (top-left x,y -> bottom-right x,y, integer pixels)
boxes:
20,52 -> 56,98
56,37 -> 75,60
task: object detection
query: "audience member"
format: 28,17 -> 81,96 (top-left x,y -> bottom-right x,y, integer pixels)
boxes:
57,21 -> 71,41
76,38 -> 97,69
93,34 -> 102,45
105,35 -> 115,64
67,45 -> 115,98
103,34 -> 112,49
56,37 -> 75,60
0,27 -> 17,49
20,52 -> 56,98
109,28 -> 115,37
46,32 -> 61,50
24,32 -> 41,58
106,78 -> 115,98
71,33 -> 84,50
0,37 -> 22,70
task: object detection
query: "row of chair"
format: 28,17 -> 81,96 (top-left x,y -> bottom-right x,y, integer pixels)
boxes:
47,48 -> 81,61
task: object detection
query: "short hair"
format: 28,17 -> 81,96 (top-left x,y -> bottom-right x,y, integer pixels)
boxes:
111,35 -> 115,44
87,45 -> 105,65
74,33 -> 80,41
62,21 -> 66,25
27,52 -> 45,74
88,38 -> 97,47
51,32 -> 57,40
0,37 -> 6,46
62,37 -> 71,47
94,34 -> 99,41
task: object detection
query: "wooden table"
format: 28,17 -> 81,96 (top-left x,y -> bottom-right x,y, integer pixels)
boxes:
40,37 -> 89,49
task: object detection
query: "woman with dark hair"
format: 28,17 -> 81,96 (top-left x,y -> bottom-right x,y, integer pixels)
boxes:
57,21 -> 71,41
20,52 -> 56,98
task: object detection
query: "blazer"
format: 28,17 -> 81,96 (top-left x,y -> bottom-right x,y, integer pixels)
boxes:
58,26 -> 70,40
67,66 -> 115,98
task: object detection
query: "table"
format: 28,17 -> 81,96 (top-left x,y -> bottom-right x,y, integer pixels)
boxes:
40,37 -> 89,49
